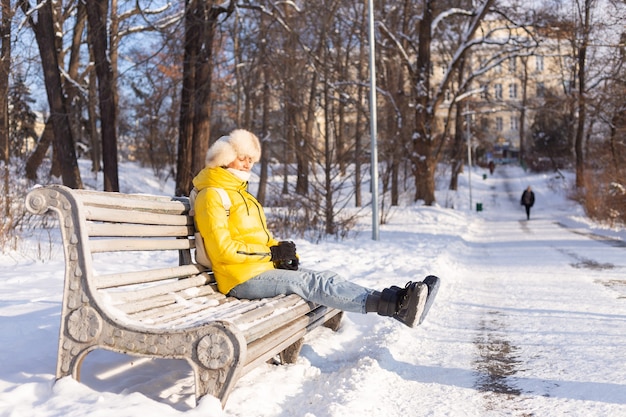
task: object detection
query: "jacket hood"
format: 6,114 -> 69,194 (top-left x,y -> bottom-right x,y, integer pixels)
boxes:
205,129 -> 261,168
193,166 -> 246,192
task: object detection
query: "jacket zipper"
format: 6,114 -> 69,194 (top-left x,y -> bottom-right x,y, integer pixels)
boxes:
243,189 -> 272,244
237,250 -> 271,257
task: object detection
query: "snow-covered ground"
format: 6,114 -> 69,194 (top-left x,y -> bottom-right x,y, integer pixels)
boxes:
1,162 -> 625,417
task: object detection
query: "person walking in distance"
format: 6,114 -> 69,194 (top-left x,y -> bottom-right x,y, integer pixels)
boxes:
521,186 -> 535,220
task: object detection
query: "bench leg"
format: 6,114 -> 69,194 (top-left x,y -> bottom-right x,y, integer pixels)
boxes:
278,337 -> 304,364
278,311 -> 343,365
190,322 -> 247,407
323,311 -> 343,332
56,305 -> 103,381
57,338 -> 95,382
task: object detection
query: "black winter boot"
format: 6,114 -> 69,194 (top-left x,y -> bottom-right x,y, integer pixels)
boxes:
419,275 -> 441,325
377,281 -> 428,328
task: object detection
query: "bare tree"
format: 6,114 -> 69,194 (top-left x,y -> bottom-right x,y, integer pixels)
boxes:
257,14 -> 272,205
24,1 -> 87,182
20,0 -> 83,189
573,0 -> 594,188
0,0 -> 10,164
176,1 -> 234,196
375,0 -> 494,204
86,0 -> 119,191
129,47 -> 181,180
1,0 -> 12,219
447,57 -> 467,191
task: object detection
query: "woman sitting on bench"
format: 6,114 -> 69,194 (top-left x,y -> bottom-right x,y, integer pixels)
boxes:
192,129 -> 439,328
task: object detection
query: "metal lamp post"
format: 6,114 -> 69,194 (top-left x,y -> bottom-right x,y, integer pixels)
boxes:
367,0 -> 379,240
455,89 -> 482,211
466,100 -> 473,210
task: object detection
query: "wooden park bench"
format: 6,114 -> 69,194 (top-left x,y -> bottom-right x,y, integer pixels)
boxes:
25,184 -> 343,407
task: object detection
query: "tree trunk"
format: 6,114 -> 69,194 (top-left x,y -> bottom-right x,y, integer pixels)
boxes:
413,156 -> 437,206
1,0 -> 11,219
25,120 -> 54,181
87,64 -> 101,173
176,1 -> 231,196
518,56 -> 529,165
449,102 -> 465,191
22,0 -> 82,189
257,70 -> 271,206
190,3 -> 214,180
354,21 -> 366,208
574,0 -> 592,188
282,110 -> 292,195
0,0 -> 10,166
412,0 -> 435,205
408,0 -> 493,205
86,0 -> 119,192
297,71 -> 317,196
448,55 -> 467,191
65,0 -> 87,168
323,77 -> 335,235
176,1 -> 196,197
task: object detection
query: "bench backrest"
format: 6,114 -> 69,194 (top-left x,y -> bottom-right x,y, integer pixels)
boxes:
25,185 -> 220,324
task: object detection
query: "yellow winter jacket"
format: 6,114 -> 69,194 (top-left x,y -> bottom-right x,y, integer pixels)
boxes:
192,167 -> 278,294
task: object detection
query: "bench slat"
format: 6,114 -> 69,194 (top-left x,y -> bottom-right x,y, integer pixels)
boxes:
244,319 -> 308,371
243,305 -> 338,372
109,274 -> 210,304
89,237 -> 194,253
96,265 -> 210,289
114,287 -> 222,315
83,205 -> 192,226
128,292 -> 227,326
87,223 -> 194,238
231,294 -> 306,329
124,294 -> 311,346
75,190 -> 189,213
239,298 -> 312,342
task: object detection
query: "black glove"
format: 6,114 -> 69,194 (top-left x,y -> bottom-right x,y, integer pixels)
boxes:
270,241 -> 296,262
275,257 -> 299,271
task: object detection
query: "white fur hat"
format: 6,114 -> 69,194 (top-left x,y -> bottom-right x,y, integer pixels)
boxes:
205,129 -> 261,168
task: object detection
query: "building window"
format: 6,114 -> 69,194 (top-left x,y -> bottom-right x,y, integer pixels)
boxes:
509,83 -> 518,99
536,82 -> 545,97
496,117 -> 503,131
509,57 -> 516,73
480,84 -> 488,99
510,116 -> 518,131
536,55 -> 544,72
494,84 -> 503,100
481,117 -> 489,131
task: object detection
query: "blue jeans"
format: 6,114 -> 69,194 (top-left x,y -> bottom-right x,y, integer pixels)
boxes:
228,268 -> 373,313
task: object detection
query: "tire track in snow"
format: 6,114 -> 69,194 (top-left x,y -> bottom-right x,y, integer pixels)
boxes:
469,268 -> 528,415
470,167 -> 532,415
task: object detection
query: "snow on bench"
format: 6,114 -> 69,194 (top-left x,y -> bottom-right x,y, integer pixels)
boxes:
25,184 -> 343,407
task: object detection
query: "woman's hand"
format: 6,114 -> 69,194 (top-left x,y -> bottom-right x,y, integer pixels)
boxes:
270,241 -> 296,261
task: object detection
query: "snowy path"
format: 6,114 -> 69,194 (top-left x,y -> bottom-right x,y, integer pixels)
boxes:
430,167 -> 626,416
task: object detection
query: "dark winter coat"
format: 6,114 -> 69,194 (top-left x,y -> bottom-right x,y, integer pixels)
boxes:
521,190 -> 535,207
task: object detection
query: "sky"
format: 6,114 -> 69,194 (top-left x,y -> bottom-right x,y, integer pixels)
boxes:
1,161 -> 625,417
